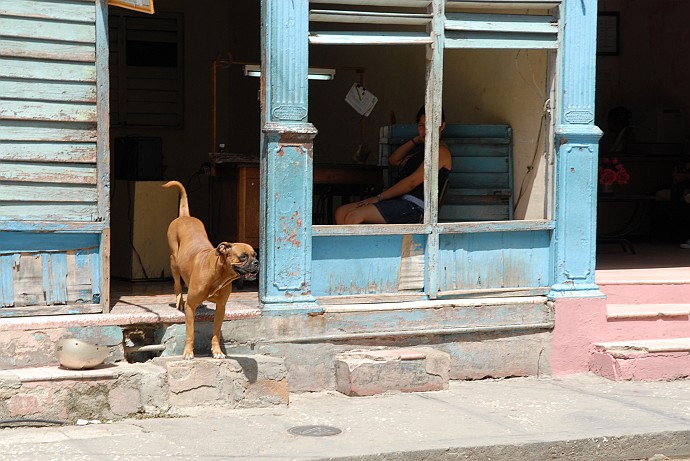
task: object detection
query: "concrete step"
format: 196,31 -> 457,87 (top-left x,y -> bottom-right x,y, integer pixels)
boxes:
335,347 -> 450,396
2,296 -> 552,391
599,281 -> 690,305
590,338 -> 690,381
0,355 -> 287,423
607,303 -> 690,319
0,305 -> 260,370
600,304 -> 690,344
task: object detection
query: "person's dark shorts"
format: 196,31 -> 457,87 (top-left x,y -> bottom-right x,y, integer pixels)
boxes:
374,198 -> 423,224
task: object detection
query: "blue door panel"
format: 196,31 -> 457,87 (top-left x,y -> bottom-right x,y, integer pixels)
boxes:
0,232 -> 101,309
0,232 -> 99,253
438,230 -> 551,291
312,234 -> 421,296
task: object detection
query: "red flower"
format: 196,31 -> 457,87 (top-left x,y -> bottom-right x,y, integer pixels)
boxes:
598,157 -> 630,186
599,168 -> 618,186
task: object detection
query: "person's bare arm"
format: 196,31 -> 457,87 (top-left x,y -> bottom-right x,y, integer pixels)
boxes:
380,164 -> 424,199
355,164 -> 424,207
357,144 -> 451,207
381,145 -> 451,201
388,135 -> 423,166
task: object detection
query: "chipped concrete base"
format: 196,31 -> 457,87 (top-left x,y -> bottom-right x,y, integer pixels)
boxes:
0,326 -> 124,370
1,297 -> 554,393
0,355 -> 287,423
152,355 -> 288,409
590,344 -> 690,381
335,347 -> 450,396
0,362 -> 168,422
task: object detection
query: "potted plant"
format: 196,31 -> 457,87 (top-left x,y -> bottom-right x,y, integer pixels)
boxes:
598,157 -> 630,194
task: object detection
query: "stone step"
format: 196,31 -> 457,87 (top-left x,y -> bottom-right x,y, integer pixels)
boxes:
590,338 -> 690,381
0,355 -> 287,423
0,305 -> 260,370
2,296 -> 552,391
598,281 -> 690,305
335,347 -> 450,396
607,303 -> 690,319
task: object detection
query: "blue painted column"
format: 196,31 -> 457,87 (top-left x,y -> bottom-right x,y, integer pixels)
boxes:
550,0 -> 603,298
259,0 -> 319,315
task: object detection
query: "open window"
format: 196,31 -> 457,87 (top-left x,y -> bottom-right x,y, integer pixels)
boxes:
309,0 -> 558,229
108,11 -> 183,128
305,1 -> 559,301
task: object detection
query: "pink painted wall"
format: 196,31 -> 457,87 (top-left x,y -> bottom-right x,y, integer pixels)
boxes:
551,293 -> 690,376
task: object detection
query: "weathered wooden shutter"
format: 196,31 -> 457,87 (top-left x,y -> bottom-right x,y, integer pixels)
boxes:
309,0 -> 434,45
309,1 -> 559,48
0,0 -> 107,315
108,12 -> 183,128
445,0 -> 559,49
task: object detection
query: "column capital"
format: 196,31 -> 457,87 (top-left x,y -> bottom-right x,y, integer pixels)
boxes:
554,125 -> 603,140
263,122 -> 318,138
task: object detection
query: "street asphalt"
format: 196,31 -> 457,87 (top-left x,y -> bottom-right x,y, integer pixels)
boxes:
2,374 -> 690,461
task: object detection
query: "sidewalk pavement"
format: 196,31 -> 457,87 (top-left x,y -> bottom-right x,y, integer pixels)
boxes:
2,374 -> 690,461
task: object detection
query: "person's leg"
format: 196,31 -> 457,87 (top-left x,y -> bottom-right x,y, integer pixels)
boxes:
334,202 -> 361,224
343,204 -> 387,224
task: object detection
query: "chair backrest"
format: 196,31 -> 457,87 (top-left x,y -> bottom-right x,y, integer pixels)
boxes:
379,124 -> 513,222
438,174 -> 449,209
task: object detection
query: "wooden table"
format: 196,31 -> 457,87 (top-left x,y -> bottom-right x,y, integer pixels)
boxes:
209,154 -> 384,244
313,164 -> 384,224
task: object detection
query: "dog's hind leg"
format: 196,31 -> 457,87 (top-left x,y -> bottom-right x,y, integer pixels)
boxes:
170,255 -> 184,311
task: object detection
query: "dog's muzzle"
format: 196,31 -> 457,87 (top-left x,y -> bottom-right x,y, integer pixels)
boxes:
235,258 -> 259,281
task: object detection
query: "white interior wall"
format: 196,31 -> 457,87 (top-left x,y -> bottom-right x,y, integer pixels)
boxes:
110,2 -> 549,224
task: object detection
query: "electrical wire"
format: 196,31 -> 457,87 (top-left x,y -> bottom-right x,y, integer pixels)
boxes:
514,99 -> 550,213
0,418 -> 66,427
514,49 -> 546,101
185,164 -> 208,194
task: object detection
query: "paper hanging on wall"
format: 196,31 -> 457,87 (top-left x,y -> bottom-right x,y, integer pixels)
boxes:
345,83 -> 378,117
108,0 -> 155,14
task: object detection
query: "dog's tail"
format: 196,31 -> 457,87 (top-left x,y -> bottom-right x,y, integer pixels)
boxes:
162,181 -> 190,217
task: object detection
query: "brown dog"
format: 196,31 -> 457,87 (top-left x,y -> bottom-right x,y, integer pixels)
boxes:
163,180 -> 258,359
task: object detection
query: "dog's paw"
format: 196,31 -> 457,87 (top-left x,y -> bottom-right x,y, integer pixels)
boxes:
182,349 -> 194,360
212,351 -> 226,359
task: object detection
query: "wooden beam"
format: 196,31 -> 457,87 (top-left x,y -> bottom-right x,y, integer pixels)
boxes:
0,221 -> 106,232
445,33 -> 558,49
313,223 -> 432,236
0,0 -> 96,23
309,0 -> 430,7
309,31 -> 432,45
310,9 -> 431,25
446,0 -> 559,10
445,13 -> 557,34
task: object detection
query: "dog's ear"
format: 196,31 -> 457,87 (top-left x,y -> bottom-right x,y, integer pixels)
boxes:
215,242 -> 232,256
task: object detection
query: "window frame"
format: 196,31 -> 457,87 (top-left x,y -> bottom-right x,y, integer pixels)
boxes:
108,10 -> 184,129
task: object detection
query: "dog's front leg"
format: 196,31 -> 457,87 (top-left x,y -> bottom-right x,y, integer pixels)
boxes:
182,294 -> 202,359
211,290 -> 230,359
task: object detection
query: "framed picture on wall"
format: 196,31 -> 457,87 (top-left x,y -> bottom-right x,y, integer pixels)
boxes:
597,12 -> 619,56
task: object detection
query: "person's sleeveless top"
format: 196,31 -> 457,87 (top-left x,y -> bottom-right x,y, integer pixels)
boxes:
402,144 -> 451,205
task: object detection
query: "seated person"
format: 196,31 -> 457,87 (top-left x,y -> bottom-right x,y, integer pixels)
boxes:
655,157 -> 690,203
334,106 -> 452,224
601,106 -> 635,154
